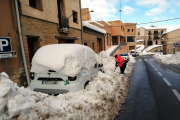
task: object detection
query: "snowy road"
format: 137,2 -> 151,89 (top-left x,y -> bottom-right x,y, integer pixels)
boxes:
117,54 -> 180,120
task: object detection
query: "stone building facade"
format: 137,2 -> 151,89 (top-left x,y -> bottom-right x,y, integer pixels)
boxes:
163,28 -> 180,54
124,23 -> 136,53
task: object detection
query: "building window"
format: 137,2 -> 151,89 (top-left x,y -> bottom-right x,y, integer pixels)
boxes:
92,42 -> 94,50
127,36 -> 135,42
29,0 -> 43,10
73,11 -> 78,23
129,46 -> 135,50
132,29 -> 133,32
138,32 -> 140,35
127,29 -> 130,32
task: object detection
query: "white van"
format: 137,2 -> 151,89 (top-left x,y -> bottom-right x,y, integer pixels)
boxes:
30,44 -> 103,94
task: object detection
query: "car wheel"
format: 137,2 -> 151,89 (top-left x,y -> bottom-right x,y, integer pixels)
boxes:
84,81 -> 90,89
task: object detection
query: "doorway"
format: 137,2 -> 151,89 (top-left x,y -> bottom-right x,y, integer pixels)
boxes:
97,38 -> 103,53
27,36 -> 39,67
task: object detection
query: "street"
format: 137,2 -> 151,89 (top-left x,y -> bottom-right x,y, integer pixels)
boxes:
117,54 -> 180,120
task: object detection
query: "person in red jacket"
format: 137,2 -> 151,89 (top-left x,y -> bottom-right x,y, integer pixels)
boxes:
115,55 -> 127,74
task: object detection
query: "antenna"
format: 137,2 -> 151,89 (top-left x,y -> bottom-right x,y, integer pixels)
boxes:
119,0 -> 122,20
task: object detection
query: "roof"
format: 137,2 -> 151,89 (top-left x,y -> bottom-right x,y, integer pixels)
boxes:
82,21 -> 106,34
141,25 -> 167,30
87,21 -> 104,27
163,26 -> 180,34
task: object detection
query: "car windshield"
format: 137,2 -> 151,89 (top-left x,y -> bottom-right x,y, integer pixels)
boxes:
131,51 -> 135,53
119,54 -> 128,56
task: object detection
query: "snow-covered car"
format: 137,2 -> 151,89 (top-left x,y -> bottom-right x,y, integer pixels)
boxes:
30,44 -> 103,94
119,53 -> 129,61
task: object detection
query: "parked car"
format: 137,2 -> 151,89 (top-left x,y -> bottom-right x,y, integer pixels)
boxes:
136,52 -> 139,56
130,50 -> 136,57
119,53 -> 130,61
30,44 -> 103,95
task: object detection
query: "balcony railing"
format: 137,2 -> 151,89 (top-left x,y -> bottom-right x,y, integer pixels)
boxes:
59,16 -> 69,33
154,36 -> 160,39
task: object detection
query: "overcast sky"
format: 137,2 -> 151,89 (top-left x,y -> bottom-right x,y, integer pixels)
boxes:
81,0 -> 180,29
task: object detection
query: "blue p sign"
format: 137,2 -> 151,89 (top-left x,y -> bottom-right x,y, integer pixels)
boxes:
0,37 -> 12,53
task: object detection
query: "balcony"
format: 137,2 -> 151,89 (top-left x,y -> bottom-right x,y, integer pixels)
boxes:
148,31 -> 152,35
59,16 -> 69,33
154,36 -> 160,39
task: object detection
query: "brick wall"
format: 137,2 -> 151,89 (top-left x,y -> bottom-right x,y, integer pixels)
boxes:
83,27 -> 105,53
21,15 -> 82,69
9,68 -> 27,87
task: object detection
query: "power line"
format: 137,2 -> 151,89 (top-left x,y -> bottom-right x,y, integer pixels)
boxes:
98,17 -> 180,28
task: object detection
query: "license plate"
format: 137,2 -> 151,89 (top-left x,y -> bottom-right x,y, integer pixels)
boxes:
42,81 -> 57,85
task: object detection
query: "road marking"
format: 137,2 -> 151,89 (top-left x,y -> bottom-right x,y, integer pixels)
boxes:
144,59 -> 147,61
172,89 -> 180,101
139,59 -> 142,61
155,68 -> 158,71
163,78 -> 172,86
152,65 -> 155,68
158,72 -> 163,76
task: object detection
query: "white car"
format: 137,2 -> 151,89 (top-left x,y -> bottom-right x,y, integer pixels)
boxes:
30,44 -> 103,94
30,64 -> 103,94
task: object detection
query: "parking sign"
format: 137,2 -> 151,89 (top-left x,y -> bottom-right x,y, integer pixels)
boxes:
173,43 -> 178,48
0,37 -> 12,53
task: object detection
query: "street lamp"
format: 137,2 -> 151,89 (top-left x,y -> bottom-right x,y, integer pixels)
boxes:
81,9 -> 95,45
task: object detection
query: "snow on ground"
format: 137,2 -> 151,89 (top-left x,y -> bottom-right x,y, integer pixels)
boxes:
31,44 -> 101,77
124,55 -> 136,74
0,51 -> 134,120
136,45 -> 145,53
106,45 -> 118,55
142,45 -> 162,53
153,51 -> 180,65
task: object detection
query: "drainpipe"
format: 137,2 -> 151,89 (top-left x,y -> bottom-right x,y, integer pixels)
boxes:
15,0 -> 30,86
79,0 -> 84,45
104,34 -> 106,50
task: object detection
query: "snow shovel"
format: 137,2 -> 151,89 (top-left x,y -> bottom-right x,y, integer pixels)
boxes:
114,66 -> 118,72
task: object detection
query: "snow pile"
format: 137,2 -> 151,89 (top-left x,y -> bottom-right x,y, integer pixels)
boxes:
0,51 -> 131,120
31,44 -> 101,77
125,55 -> 136,74
153,51 -> 180,65
136,45 -> 145,53
106,45 -> 118,55
142,45 -> 162,53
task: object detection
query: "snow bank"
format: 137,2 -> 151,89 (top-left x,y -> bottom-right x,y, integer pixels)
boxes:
0,51 -> 131,120
125,55 -> 136,74
153,51 -> 180,65
31,44 -> 101,77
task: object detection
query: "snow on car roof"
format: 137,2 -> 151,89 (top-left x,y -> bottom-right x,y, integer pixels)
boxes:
30,44 -> 101,77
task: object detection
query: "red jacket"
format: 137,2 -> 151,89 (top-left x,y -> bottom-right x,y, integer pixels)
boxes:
116,55 -> 125,67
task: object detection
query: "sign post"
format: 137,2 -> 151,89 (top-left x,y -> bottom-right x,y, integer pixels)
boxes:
0,37 -> 12,76
173,43 -> 178,54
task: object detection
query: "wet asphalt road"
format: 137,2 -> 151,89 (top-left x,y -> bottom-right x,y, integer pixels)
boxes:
117,54 -> 180,120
